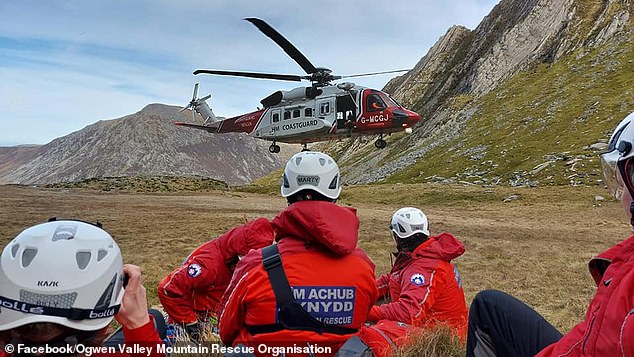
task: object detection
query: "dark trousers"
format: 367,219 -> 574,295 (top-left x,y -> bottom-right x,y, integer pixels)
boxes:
466,290 -> 563,357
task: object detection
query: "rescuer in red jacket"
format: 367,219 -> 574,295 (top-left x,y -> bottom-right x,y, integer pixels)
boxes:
0,219 -> 162,355
466,111 -> 634,357
367,207 -> 468,339
219,151 -> 378,355
157,218 -> 274,338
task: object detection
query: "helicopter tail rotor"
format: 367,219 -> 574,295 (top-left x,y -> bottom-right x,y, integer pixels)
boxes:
180,83 -> 218,124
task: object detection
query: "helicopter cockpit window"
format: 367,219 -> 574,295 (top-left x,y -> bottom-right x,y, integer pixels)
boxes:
320,102 -> 330,116
284,111 -> 291,120
367,94 -> 386,112
293,109 -> 301,118
383,94 -> 400,108
305,108 -> 313,117
272,113 -> 280,123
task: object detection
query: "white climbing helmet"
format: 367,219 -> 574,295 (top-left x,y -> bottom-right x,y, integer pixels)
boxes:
281,151 -> 341,199
0,219 -> 125,331
390,207 -> 430,239
600,111 -> 634,200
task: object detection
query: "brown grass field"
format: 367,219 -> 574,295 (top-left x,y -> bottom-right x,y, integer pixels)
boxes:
0,183 -> 629,354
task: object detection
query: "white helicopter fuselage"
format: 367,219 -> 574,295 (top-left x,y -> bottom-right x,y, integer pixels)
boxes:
251,84 -> 362,143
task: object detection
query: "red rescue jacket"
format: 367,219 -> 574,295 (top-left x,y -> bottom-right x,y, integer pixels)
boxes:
219,201 -> 378,355
368,233 -> 468,340
158,218 -> 274,324
536,235 -> 634,357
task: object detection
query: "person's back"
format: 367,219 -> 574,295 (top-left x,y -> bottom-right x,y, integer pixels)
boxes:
400,232 -> 467,334
218,151 -> 378,356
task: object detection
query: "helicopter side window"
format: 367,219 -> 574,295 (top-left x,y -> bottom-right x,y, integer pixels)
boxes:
305,108 -> 313,117
284,111 -> 291,120
367,94 -> 386,112
293,109 -> 301,118
320,102 -> 330,115
272,113 -> 280,123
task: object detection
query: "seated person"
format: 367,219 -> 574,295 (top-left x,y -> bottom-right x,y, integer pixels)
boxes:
368,207 -> 468,339
466,111 -> 634,357
218,151 -> 378,355
158,219 -> 273,340
0,219 -> 162,354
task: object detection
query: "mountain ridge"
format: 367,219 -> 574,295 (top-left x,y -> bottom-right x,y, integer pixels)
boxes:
0,104 -> 293,185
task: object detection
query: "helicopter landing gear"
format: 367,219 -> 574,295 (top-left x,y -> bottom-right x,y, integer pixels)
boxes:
374,135 -> 387,149
269,143 -> 281,153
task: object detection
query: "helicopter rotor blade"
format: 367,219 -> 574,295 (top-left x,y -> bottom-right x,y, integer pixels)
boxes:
199,94 -> 212,102
339,69 -> 410,79
244,18 -> 317,75
192,83 -> 199,102
194,69 -> 302,82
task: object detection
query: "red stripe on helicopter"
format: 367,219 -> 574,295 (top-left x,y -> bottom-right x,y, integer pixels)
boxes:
217,109 -> 266,134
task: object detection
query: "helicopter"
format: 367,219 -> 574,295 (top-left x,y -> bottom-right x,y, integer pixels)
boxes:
176,18 -> 422,153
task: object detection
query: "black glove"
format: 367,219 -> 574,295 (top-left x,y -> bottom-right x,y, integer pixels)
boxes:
184,321 -> 202,342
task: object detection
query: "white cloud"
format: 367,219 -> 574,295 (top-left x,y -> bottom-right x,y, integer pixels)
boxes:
0,0 -> 499,145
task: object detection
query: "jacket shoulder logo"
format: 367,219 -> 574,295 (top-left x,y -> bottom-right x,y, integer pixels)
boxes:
187,264 -> 202,278
410,273 -> 425,286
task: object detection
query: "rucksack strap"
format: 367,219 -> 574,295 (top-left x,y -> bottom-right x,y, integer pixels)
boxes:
248,244 -> 357,336
261,244 -> 294,306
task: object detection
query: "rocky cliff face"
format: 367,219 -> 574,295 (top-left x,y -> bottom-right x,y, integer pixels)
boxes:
0,104 -> 290,185
336,0 -> 633,185
387,0 -> 631,116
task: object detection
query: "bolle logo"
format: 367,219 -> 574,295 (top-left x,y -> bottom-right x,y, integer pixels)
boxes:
89,308 -> 116,319
37,281 -> 59,287
297,175 -> 319,186
0,298 -> 45,314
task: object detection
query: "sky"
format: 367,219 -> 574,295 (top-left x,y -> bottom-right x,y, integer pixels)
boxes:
0,0 -> 499,146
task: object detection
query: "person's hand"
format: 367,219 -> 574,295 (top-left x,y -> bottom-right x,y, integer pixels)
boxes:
115,264 -> 151,330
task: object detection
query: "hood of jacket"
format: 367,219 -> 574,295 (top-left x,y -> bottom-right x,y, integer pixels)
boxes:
214,217 -> 275,262
412,232 -> 465,261
589,234 -> 634,285
272,200 -> 359,256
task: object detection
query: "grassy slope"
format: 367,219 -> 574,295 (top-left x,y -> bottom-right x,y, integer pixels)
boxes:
385,35 -> 634,186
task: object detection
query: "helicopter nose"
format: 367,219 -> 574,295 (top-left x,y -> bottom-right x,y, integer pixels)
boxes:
401,110 -> 421,128
408,111 -> 421,126
392,109 -> 421,130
